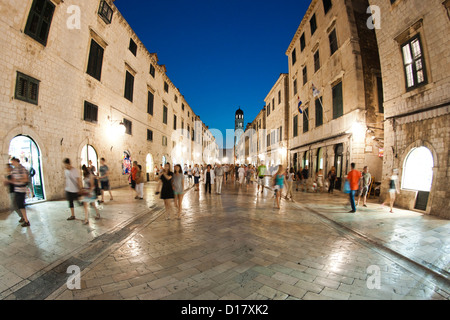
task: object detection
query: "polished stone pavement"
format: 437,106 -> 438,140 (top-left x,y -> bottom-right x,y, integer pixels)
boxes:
6,179 -> 442,300
1,178 -> 449,300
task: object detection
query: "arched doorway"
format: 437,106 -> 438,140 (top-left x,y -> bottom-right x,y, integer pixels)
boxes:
146,153 -> 154,182
402,146 -> 434,210
9,135 -> 45,203
81,145 -> 98,173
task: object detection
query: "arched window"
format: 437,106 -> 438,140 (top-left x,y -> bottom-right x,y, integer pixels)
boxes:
402,147 -> 433,191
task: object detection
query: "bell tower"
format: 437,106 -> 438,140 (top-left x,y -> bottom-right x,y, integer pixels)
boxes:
234,107 -> 244,146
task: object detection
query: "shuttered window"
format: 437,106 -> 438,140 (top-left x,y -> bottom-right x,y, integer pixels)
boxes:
86,39 -> 104,81
300,33 -> 306,52
124,71 -> 134,102
332,82 -> 343,119
314,50 -> 320,72
303,108 -> 309,133
147,129 -> 153,142
83,101 -> 98,123
293,115 -> 298,137
310,14 -> 317,36
329,29 -> 338,55
98,0 -> 113,24
15,72 -> 40,105
147,91 -> 154,115
129,38 -> 137,56
24,0 -> 55,46
163,106 -> 168,124
150,64 -> 156,78
315,97 -> 323,127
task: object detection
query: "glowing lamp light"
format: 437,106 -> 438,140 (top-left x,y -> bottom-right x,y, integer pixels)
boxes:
118,122 -> 126,135
347,122 -> 366,139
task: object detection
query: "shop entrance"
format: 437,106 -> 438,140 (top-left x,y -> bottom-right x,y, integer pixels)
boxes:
9,135 -> 45,203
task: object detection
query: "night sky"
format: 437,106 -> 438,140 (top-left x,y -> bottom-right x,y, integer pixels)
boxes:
115,0 -> 310,148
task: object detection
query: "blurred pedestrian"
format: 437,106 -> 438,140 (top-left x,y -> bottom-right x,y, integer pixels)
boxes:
382,169 -> 400,213
9,158 -> 30,227
358,166 -> 372,207
4,163 -> 20,220
80,164 -> 100,224
63,158 -> 82,221
99,158 -> 113,203
156,163 -> 175,220
347,163 -> 362,213
286,167 -> 295,200
295,166 -> 303,192
272,165 -> 285,209
172,164 -> 184,219
214,163 -> 224,194
328,167 -> 337,194
193,164 -> 200,191
135,164 -> 144,200
203,164 -> 215,194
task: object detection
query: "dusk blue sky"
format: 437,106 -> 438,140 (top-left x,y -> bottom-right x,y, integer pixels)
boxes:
115,0 -> 310,148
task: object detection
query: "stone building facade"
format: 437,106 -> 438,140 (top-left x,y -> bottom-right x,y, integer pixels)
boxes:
236,74 -> 289,169
0,0 -> 217,210
262,74 -> 290,168
285,0 -> 384,189
368,0 -> 450,218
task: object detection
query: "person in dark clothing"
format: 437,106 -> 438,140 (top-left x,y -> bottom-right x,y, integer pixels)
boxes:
156,163 -> 175,220
328,166 -> 337,194
301,165 -> 309,192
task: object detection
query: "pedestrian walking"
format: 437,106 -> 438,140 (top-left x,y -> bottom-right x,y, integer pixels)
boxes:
272,165 -> 285,209
328,167 -> 337,194
214,163 -> 224,194
347,163 -> 362,213
238,165 -> 245,185
130,161 -> 139,199
99,158 -> 113,203
172,164 -> 184,219
246,165 -> 255,187
203,164 -> 215,194
193,164 -> 200,191
4,163 -> 20,220
9,158 -> 31,227
88,160 -> 101,201
63,158 -> 82,221
156,163 -> 175,220
257,162 -> 267,193
357,166 -> 372,207
301,165 -> 309,192
286,167 -> 295,200
382,169 -> 400,213
80,164 -> 100,225
135,164 -> 144,200
187,165 -> 193,185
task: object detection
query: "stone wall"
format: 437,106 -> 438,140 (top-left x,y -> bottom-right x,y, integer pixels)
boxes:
369,0 -> 450,218
0,0 -> 216,211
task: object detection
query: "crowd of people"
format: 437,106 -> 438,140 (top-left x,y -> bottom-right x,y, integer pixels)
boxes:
3,156 -> 400,227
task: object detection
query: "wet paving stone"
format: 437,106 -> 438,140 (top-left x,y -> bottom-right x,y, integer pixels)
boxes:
2,181 -> 449,300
